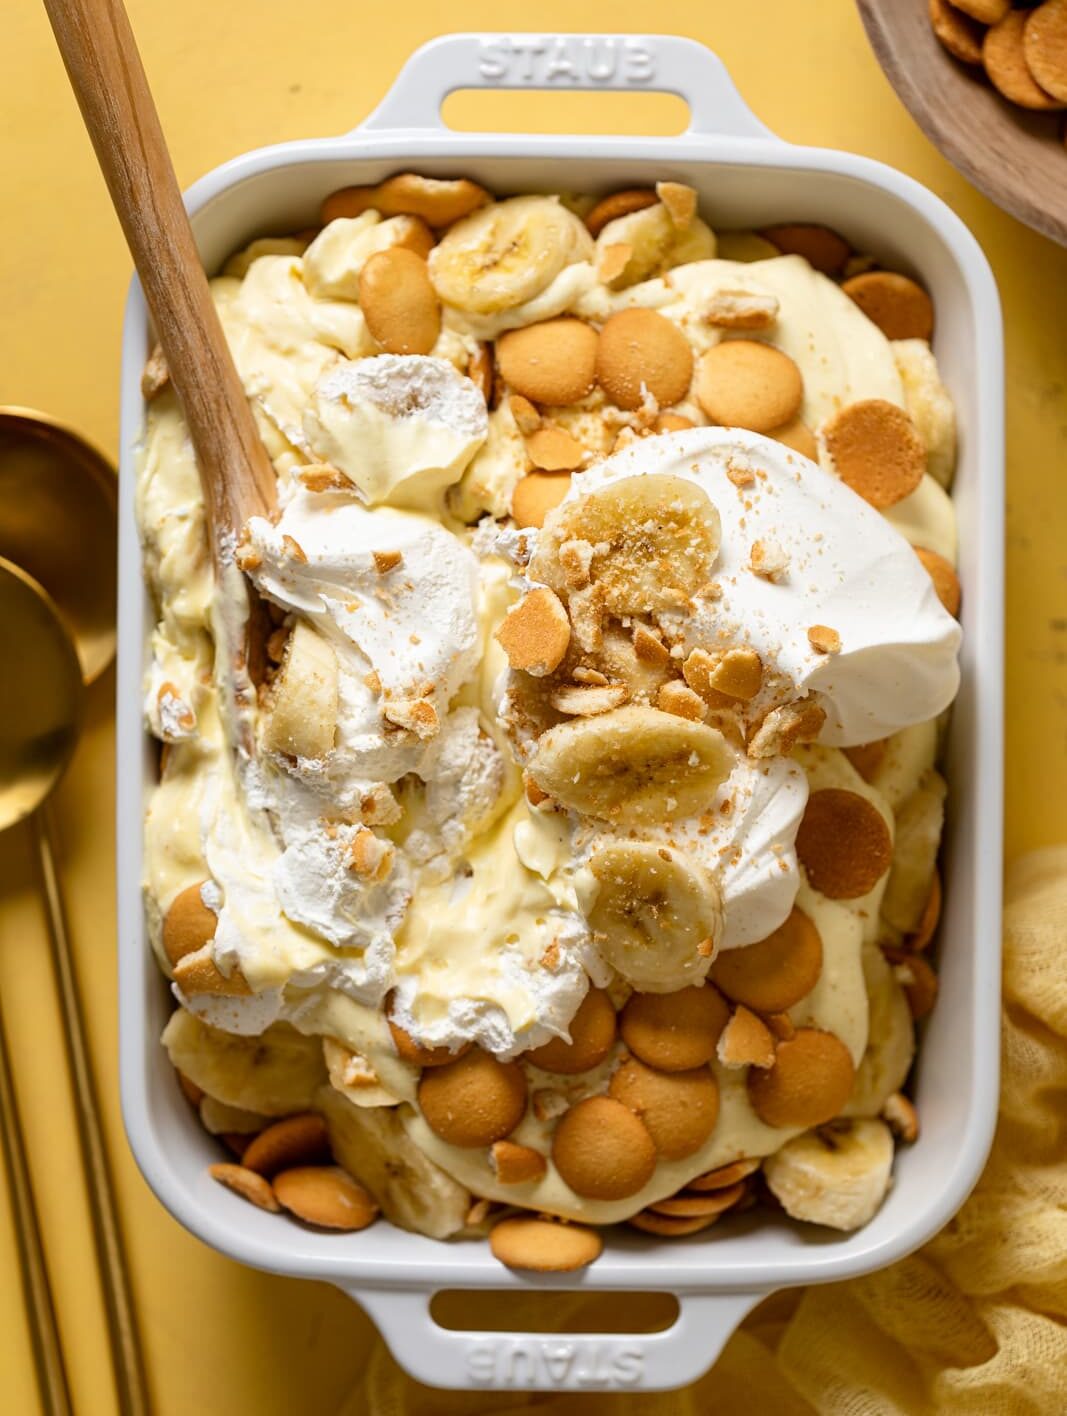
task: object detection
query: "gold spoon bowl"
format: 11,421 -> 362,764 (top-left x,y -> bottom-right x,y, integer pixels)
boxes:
0,407 -> 117,686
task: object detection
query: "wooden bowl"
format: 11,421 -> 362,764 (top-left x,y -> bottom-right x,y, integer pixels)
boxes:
856,0 -> 1067,246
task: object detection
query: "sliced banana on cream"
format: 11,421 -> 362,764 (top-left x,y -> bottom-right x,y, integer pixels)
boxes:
586,840 -> 723,991
527,705 -> 734,824
529,474 -> 721,617
430,195 -> 593,315
763,1117 -> 895,1231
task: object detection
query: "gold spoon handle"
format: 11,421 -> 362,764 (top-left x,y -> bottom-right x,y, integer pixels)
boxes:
0,989 -> 72,1416
42,0 -> 275,541
35,804 -> 149,1416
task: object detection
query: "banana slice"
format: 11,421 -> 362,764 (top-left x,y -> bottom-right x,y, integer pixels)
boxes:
586,839 -> 723,990
843,943 -> 915,1118
881,770 -> 947,933
595,201 -> 715,289
763,1118 -> 895,1231
529,475 -> 721,617
260,619 -> 338,761
315,1085 -> 471,1239
527,705 -> 733,823
161,1010 -> 327,1116
892,339 -> 957,489
429,196 -> 593,316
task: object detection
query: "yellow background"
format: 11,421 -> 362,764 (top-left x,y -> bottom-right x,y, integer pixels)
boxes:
1,0 -> 1066,1410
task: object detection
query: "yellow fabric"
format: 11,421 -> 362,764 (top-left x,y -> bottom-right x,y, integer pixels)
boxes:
1,0 -> 1067,1411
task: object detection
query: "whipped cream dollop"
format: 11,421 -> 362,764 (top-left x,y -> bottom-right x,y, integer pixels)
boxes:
571,428 -> 961,746
246,487 -> 480,724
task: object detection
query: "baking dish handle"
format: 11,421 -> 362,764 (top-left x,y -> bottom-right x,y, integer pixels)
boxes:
349,1286 -> 763,1392
359,33 -> 775,141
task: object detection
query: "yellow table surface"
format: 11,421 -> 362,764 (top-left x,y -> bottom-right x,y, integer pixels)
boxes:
2,1 -> 1066,1410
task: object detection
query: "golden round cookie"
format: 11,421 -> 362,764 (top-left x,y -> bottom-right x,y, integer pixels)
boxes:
585,187 -> 659,236
648,1180 -> 746,1217
609,1059 -> 720,1160
757,223 -> 852,276
497,318 -> 599,406
595,308 -> 694,411
687,1157 -> 761,1192
842,271 -> 935,342
769,416 -> 817,460
321,174 -> 490,228
795,788 -> 894,899
418,1048 -> 527,1146
241,1114 -> 331,1178
511,471 -> 572,530
822,399 -> 926,509
358,248 -> 441,355
619,986 -> 730,1071
910,871 -> 942,951
710,908 -> 824,1014
208,1163 -> 280,1212
489,1216 -> 604,1271
929,0 -> 985,65
388,1018 -> 471,1069
914,546 -> 962,617
1025,0 -> 1067,102
273,1166 -> 378,1230
629,1209 -> 720,1236
747,1028 -> 855,1128
162,881 -> 216,966
695,341 -> 804,435
526,987 -> 617,1074
844,739 -> 889,782
983,10 -> 1066,109
551,1095 -> 657,1199
953,0 -> 1009,23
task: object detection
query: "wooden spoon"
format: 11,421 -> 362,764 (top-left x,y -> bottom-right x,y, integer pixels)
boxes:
43,0 -> 277,547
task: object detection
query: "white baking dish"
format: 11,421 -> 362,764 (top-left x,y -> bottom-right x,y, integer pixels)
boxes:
116,33 -> 1004,1393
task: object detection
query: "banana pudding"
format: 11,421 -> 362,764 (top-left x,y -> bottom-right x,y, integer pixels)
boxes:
141,174 -> 961,1267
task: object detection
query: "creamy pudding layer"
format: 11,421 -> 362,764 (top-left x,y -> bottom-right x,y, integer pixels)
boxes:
141,184 -> 960,1240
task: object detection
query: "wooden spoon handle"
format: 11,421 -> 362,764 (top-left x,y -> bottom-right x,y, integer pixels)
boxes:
43,0 -> 275,539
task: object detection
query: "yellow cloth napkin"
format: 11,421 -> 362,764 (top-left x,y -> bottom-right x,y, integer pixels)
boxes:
347,848 -> 1067,1414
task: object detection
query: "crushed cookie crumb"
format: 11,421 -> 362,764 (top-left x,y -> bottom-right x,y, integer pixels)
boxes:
749,538 -> 788,581
282,534 -> 307,564
373,549 -> 403,574
808,624 -> 842,655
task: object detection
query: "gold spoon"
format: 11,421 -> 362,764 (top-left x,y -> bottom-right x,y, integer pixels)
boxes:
0,557 -> 83,1416
0,426 -> 146,1410
0,408 -> 116,685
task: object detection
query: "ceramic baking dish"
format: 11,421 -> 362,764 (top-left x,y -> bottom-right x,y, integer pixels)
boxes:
116,32 -> 1004,1393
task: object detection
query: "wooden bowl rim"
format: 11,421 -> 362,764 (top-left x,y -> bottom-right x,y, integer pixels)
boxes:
856,0 -> 1067,247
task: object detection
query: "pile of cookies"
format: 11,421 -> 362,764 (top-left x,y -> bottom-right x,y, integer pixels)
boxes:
930,0 -> 1067,117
